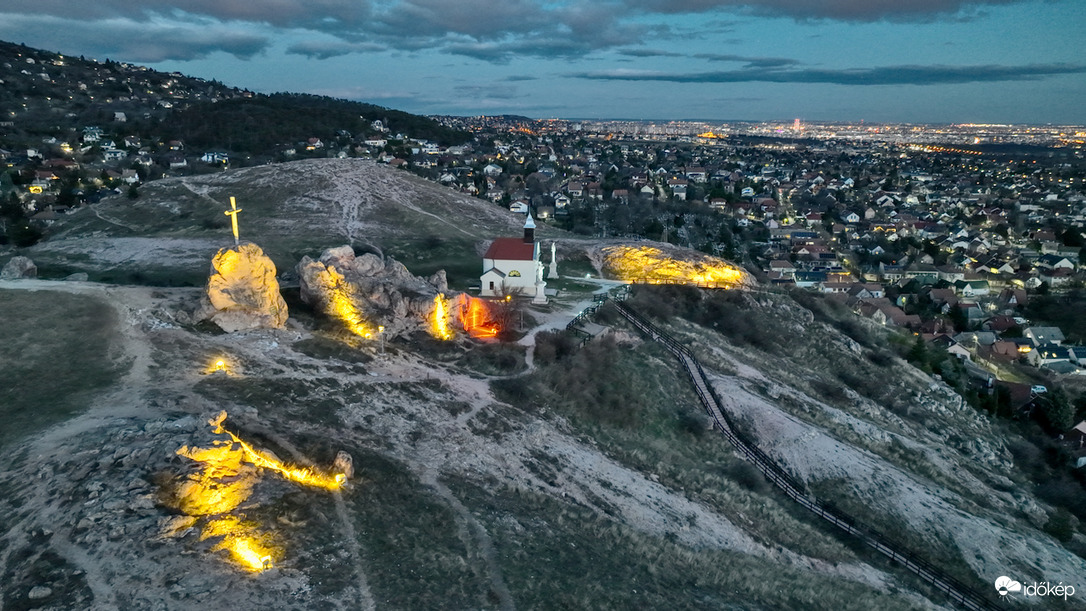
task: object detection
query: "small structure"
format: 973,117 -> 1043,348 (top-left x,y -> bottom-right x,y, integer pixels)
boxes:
480,214 -> 546,303
548,242 -> 559,279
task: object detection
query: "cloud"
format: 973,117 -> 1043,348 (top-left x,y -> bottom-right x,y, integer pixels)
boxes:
0,0 -> 371,31
0,0 -> 1042,66
575,63 -> 1086,85
0,13 -> 268,62
452,84 -> 525,99
624,0 -> 1023,22
617,48 -> 684,58
285,40 -> 386,60
693,53 -> 801,68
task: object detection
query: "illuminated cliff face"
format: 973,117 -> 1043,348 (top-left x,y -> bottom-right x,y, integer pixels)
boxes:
171,411 -> 348,572
453,294 -> 500,339
601,245 -> 747,288
325,269 -> 375,338
430,294 -> 453,340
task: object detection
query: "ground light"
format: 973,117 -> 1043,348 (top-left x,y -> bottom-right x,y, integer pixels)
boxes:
174,411 -> 348,572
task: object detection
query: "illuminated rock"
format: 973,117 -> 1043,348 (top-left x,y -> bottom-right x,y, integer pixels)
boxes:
297,245 -> 449,338
0,256 -> 37,279
203,242 -> 288,332
598,244 -> 750,288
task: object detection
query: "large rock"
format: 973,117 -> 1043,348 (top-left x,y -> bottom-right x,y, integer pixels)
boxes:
203,242 -> 288,332
0,256 -> 37,279
297,245 -> 449,338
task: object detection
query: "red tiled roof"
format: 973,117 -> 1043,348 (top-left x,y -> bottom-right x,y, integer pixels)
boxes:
484,237 -> 534,261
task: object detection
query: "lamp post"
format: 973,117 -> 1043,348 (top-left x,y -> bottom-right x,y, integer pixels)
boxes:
378,325 -> 385,355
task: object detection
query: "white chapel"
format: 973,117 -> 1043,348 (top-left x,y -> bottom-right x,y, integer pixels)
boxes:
480,214 -> 546,303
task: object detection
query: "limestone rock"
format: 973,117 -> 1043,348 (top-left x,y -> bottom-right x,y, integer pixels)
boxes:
1,256 -> 36,279
29,586 -> 52,600
333,451 -> 354,480
203,242 -> 288,332
428,270 -> 449,293
297,245 -> 450,338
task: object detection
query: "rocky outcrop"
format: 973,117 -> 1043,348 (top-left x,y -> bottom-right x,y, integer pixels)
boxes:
1,256 -> 37,279
201,242 -> 288,332
296,245 -> 450,338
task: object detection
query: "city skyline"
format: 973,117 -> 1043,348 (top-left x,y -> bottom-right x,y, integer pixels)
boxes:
0,0 -> 1083,124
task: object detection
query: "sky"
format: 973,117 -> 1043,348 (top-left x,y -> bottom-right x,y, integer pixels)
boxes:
1,0 -> 1083,124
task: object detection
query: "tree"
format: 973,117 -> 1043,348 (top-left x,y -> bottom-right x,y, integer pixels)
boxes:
907,335 -> 930,371
1036,389 -> 1075,434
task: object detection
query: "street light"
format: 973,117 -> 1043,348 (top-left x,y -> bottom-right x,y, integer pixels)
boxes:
378,326 -> 385,355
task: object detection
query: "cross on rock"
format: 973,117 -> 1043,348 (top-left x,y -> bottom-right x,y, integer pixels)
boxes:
224,196 -> 242,245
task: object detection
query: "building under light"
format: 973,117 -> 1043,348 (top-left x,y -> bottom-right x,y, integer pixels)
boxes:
480,214 -> 547,303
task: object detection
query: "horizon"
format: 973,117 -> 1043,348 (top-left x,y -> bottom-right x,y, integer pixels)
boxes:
0,1 -> 1083,125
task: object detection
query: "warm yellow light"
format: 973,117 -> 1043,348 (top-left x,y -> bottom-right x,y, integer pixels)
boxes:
430,294 -> 453,340
201,517 -> 275,573
205,412 -> 345,491
322,270 -> 373,338
215,360 -> 226,371
601,245 -> 748,288
172,411 -> 348,572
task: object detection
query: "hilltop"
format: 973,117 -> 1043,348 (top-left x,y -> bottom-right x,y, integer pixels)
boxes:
24,158 -> 561,288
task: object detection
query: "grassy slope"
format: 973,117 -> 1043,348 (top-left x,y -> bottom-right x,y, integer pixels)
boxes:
622,285 -> 1086,588
24,159 -> 568,288
0,290 -> 125,448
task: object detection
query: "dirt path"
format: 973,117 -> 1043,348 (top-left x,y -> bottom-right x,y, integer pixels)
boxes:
420,469 -> 515,611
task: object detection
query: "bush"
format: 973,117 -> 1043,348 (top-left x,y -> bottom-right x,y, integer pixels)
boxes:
533,330 -> 578,365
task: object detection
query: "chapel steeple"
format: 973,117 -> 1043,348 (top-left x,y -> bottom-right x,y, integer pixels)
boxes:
523,212 -> 536,243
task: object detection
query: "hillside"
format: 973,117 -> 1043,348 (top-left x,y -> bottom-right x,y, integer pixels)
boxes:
2,275 -> 1083,609
24,158 -> 560,288
0,40 -> 469,153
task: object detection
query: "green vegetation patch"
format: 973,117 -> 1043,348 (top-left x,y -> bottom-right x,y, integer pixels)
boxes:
0,290 -> 125,448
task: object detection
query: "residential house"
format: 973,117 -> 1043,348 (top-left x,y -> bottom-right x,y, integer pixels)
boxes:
1029,344 -> 1072,368
1024,327 -> 1065,347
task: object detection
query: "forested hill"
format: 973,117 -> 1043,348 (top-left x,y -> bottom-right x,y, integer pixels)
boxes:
0,40 -> 470,154
164,94 -> 472,153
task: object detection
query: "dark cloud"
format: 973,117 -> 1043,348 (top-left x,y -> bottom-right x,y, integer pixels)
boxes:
285,40 -> 386,60
575,63 -> 1086,85
693,53 -> 801,68
624,0 -> 1022,22
0,0 -> 371,31
0,14 -> 268,62
617,48 -> 684,58
0,0 -> 1039,66
503,75 -> 539,82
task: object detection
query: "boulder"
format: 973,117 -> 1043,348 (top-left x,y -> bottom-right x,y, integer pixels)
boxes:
428,270 -> 449,293
202,242 -> 288,332
0,256 -> 36,279
297,245 -> 450,338
63,272 -> 89,282
333,451 -> 354,480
